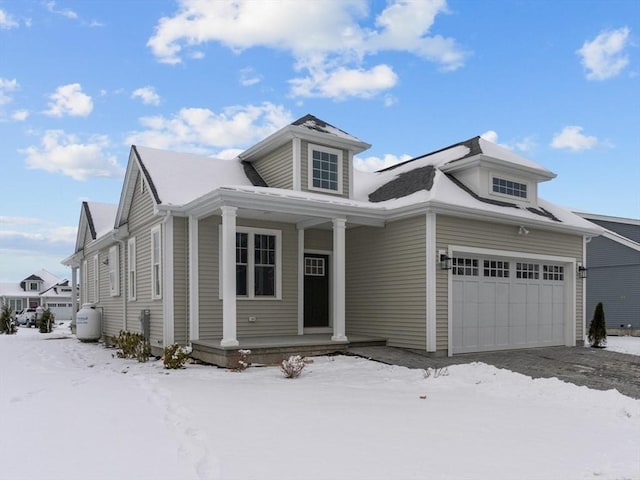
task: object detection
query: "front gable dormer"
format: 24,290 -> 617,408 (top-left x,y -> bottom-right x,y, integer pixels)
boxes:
439,137 -> 556,208
238,114 -> 370,199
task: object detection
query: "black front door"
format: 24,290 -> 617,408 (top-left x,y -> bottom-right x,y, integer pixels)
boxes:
304,254 -> 329,328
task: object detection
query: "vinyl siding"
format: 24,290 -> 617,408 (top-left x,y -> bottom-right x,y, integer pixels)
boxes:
586,236 -> 640,328
124,170 -> 164,348
173,217 -> 190,344
346,216 -> 427,349
96,245 -> 124,339
198,216 -> 298,339
252,142 -> 293,189
300,140 -> 350,198
304,228 -> 332,251
436,215 -> 584,352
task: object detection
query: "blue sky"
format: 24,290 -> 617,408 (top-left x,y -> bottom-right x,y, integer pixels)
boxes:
0,0 -> 638,282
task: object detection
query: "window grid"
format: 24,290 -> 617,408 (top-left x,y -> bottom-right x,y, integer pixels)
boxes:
543,265 -> 565,281
312,149 -> 339,191
492,177 -> 527,198
128,238 -> 136,300
484,260 -> 510,278
151,227 -> 162,299
516,263 -> 540,279
452,257 -> 479,276
236,233 -> 248,296
305,257 -> 325,276
254,234 -> 276,296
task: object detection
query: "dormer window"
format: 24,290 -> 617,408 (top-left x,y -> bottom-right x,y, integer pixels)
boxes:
29,282 -> 39,291
308,144 -> 343,194
492,176 -> 528,199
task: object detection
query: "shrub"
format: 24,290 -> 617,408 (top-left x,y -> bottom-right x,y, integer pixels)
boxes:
112,330 -> 151,362
38,308 -> 55,333
163,343 -> 191,369
231,349 -> 252,372
0,304 -> 17,335
281,355 -> 305,379
588,302 -> 607,348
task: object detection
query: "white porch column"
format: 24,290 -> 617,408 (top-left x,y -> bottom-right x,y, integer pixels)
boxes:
71,266 -> 78,333
332,218 -> 347,341
188,215 -> 199,342
220,206 -> 239,347
297,227 -> 305,335
425,211 -> 437,352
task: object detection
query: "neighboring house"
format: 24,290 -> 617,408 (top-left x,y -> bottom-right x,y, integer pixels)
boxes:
0,269 -> 73,320
63,114 -> 601,364
576,212 -> 640,329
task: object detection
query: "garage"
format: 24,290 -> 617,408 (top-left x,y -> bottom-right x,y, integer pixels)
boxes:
45,302 -> 73,321
451,254 -> 568,354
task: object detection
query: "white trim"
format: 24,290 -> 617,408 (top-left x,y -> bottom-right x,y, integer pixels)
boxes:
581,236 -> 587,344
71,267 -> 78,327
108,245 -> 120,297
303,248 -> 333,333
92,254 -> 99,303
601,229 -> 640,252
292,137 -> 301,191
331,218 -> 347,341
348,150 -> 354,199
150,225 -> 162,300
425,211 -> 437,352
297,228 -> 304,335
189,216 -> 199,342
220,206 -> 238,347
127,237 -> 137,301
163,216 -> 175,347
576,211 -> 640,226
307,143 -> 343,195
81,259 -> 88,305
446,244 -> 577,357
489,172 -> 530,202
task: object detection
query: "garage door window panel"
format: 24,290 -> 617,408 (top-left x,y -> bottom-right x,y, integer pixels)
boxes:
452,257 -> 478,276
484,260 -> 510,278
543,265 -> 564,281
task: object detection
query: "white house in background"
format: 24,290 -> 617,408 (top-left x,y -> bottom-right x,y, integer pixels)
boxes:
63,114 -> 602,366
0,269 -> 73,320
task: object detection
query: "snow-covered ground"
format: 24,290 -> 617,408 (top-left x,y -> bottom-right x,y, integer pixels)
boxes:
605,335 -> 640,356
2,325 -> 639,480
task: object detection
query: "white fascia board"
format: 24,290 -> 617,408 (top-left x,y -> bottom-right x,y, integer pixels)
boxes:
441,155 -> 556,182
114,148 -> 139,227
576,211 -> 640,226
601,229 -> 640,252
61,252 -> 83,268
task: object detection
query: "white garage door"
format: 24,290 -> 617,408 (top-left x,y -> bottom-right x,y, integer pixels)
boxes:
45,303 -> 73,321
452,256 -> 566,354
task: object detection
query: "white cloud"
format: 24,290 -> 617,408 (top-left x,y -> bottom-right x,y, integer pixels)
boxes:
480,130 -> 499,143
11,109 -> 29,121
126,102 -> 293,154
480,130 -> 537,153
0,216 -> 43,226
290,64 -> 398,99
354,153 -> 412,172
0,78 -> 18,105
147,0 -> 467,100
550,126 -> 599,151
45,83 -> 93,117
131,86 -> 161,106
577,27 -> 631,81
44,1 -> 78,19
239,67 -> 262,87
22,130 -> 124,180
0,8 -> 19,29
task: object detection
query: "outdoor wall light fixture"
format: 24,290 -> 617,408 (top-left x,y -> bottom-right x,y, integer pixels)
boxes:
102,257 -> 109,266
577,264 -> 588,279
518,225 -> 530,235
439,252 -> 452,271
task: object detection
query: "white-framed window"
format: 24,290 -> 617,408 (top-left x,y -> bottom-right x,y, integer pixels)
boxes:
108,245 -> 120,297
28,281 -> 39,291
305,257 -> 325,276
221,226 -> 282,299
492,176 -> 528,199
543,265 -> 564,281
9,299 -> 23,313
81,259 -> 88,304
128,237 -> 137,300
516,263 -> 539,279
308,143 -> 343,194
151,226 -> 162,299
452,257 -> 479,276
93,255 -> 100,302
484,259 -> 510,278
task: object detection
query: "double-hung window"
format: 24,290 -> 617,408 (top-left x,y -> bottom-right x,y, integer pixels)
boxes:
308,144 -> 343,194
225,227 -> 281,299
128,237 -> 137,300
151,226 -> 162,299
108,245 -> 120,296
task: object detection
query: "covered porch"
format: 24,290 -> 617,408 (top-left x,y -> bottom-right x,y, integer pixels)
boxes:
191,334 -> 386,368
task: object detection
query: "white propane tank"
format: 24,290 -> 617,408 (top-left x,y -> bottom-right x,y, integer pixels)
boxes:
76,303 -> 102,342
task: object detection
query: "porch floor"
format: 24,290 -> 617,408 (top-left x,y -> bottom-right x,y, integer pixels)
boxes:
191,334 -> 386,368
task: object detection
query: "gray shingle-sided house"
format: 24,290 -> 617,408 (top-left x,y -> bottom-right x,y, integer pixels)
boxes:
576,212 -> 640,331
63,114 -> 601,365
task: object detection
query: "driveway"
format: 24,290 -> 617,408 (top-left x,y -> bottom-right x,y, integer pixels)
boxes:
348,345 -> 640,399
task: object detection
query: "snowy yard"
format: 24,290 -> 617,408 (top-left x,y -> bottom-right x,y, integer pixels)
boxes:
1,326 -> 639,480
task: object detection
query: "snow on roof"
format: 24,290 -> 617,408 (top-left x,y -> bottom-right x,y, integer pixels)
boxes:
87,202 -> 118,240
135,146 -> 254,207
1,269 -> 66,297
475,137 -> 554,175
291,114 -> 366,144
